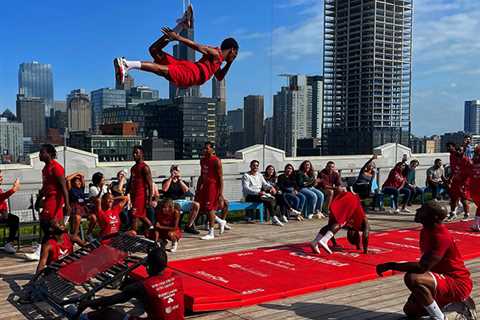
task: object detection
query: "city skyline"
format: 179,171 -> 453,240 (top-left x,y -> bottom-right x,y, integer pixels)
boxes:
1,0 -> 480,137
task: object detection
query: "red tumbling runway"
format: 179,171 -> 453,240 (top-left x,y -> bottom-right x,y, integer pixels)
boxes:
131,221 -> 480,312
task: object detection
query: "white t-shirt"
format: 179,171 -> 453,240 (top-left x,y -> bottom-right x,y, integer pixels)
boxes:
89,185 -> 109,198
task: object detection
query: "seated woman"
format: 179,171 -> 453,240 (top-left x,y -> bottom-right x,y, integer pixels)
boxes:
277,164 -> 305,221
96,193 -> 129,241
382,162 -> 412,214
152,199 -> 182,253
297,160 -> 325,219
264,164 -> 288,224
66,172 -> 87,237
353,154 -> 377,199
86,172 -> 110,238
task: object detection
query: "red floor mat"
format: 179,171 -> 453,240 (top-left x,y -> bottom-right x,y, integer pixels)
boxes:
131,221 -> 480,312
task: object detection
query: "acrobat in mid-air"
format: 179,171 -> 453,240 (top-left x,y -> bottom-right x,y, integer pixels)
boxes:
114,5 -> 238,89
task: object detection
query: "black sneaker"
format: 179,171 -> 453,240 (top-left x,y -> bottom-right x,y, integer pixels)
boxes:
184,225 -> 200,235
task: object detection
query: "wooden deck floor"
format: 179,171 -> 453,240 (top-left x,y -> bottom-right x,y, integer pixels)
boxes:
0,207 -> 478,319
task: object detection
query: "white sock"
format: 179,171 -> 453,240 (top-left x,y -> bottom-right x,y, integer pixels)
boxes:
313,233 -> 323,243
214,216 -> 225,224
124,60 -> 141,70
320,231 -> 334,244
425,301 -> 445,320
208,228 -> 214,236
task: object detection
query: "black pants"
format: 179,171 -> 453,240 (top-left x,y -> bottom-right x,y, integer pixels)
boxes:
0,213 -> 19,243
245,194 -> 278,220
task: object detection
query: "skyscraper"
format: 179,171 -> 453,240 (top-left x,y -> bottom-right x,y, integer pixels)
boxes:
464,100 -> 480,134
169,28 -> 200,99
323,0 -> 412,155
244,95 -> 264,146
67,89 -> 92,132
90,88 -> 126,132
18,61 -> 54,116
227,108 -> 243,132
273,75 -> 323,156
16,94 -> 46,143
0,118 -> 24,162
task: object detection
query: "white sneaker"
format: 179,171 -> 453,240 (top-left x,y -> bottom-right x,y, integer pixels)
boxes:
394,209 -> 400,214
4,242 -> 16,254
170,241 -> 178,253
463,213 -> 470,220
272,216 -> 284,226
289,208 -> 301,216
401,208 -> 411,213
307,214 -> 314,220
310,241 -> 320,254
447,212 -> 457,221
25,245 -> 41,261
201,229 -> 215,240
224,223 -> 232,230
219,220 -> 226,234
114,57 -> 127,85
318,239 -> 333,254
281,215 -> 289,223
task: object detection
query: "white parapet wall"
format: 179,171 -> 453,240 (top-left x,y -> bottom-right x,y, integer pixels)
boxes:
1,144 -> 450,207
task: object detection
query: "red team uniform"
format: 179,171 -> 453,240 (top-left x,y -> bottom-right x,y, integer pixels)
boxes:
130,162 -> 148,218
42,160 -> 65,222
46,233 -> 73,265
329,192 -> 366,231
420,224 -> 472,307
383,169 -> 406,189
155,208 -> 182,240
141,270 -> 185,320
449,153 -> 471,202
195,155 -> 221,211
158,48 -> 224,88
468,162 -> 480,217
97,205 -> 122,238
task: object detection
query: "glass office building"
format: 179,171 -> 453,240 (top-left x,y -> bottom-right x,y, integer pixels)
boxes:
18,61 -> 54,116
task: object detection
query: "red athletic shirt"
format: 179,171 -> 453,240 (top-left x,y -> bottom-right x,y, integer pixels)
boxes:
196,48 -> 224,83
200,155 -> 220,186
47,233 -> 73,265
155,208 -> 177,229
450,153 -> 471,182
330,192 -> 366,231
469,162 -> 480,191
42,160 -> 65,197
0,188 -> 11,213
143,270 -> 185,320
98,205 -> 122,238
130,162 -> 148,198
382,170 -> 405,189
420,224 -> 470,280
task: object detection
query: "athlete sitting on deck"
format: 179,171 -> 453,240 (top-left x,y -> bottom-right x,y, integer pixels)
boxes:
114,5 -> 238,89
75,247 -> 184,320
311,190 -> 369,254
376,201 -> 476,320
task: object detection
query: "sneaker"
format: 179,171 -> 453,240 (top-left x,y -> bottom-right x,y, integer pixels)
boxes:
318,239 -> 333,254
281,215 -> 289,224
201,229 -> 215,240
184,225 -> 200,235
25,245 -> 41,261
219,220 -> 227,234
170,241 -> 178,253
307,214 -> 314,220
272,216 -> 284,226
224,223 -> 232,230
114,57 -> 127,86
394,209 -> 400,214
289,208 -> 301,216
447,212 -> 457,221
401,208 -> 411,213
443,297 -> 477,320
175,3 -> 194,30
310,241 -> 320,254
464,213 -> 470,220
4,242 -> 16,254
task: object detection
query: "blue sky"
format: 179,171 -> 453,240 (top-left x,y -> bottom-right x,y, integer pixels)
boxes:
1,0 -> 479,136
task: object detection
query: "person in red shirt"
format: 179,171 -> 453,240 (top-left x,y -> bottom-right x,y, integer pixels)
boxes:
0,175 -> 21,254
382,162 -> 412,213
76,247 -> 184,320
311,190 -> 369,254
376,201 -> 475,320
151,199 -> 182,253
195,142 -> 227,240
446,143 -> 471,220
113,5 -> 238,90
129,146 -> 154,234
96,193 -> 129,240
35,221 -> 85,274
37,144 -> 71,241
468,146 -> 480,231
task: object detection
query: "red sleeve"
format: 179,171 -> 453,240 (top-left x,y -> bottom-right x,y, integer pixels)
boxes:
428,233 -> 450,259
0,189 -> 15,203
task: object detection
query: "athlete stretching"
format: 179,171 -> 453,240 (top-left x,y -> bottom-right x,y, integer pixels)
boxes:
114,5 -> 238,89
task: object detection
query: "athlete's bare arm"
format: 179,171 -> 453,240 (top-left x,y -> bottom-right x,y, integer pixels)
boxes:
362,219 -> 370,253
215,159 -> 224,198
143,165 -> 153,206
214,60 -> 233,81
376,253 -> 442,276
161,27 -> 220,57
56,175 -> 71,216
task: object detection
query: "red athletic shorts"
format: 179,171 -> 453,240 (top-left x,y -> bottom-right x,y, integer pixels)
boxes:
449,182 -> 468,201
157,52 -> 202,88
157,228 -> 182,241
131,195 -> 146,218
429,272 -> 472,307
42,194 -> 64,222
195,183 -> 220,212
